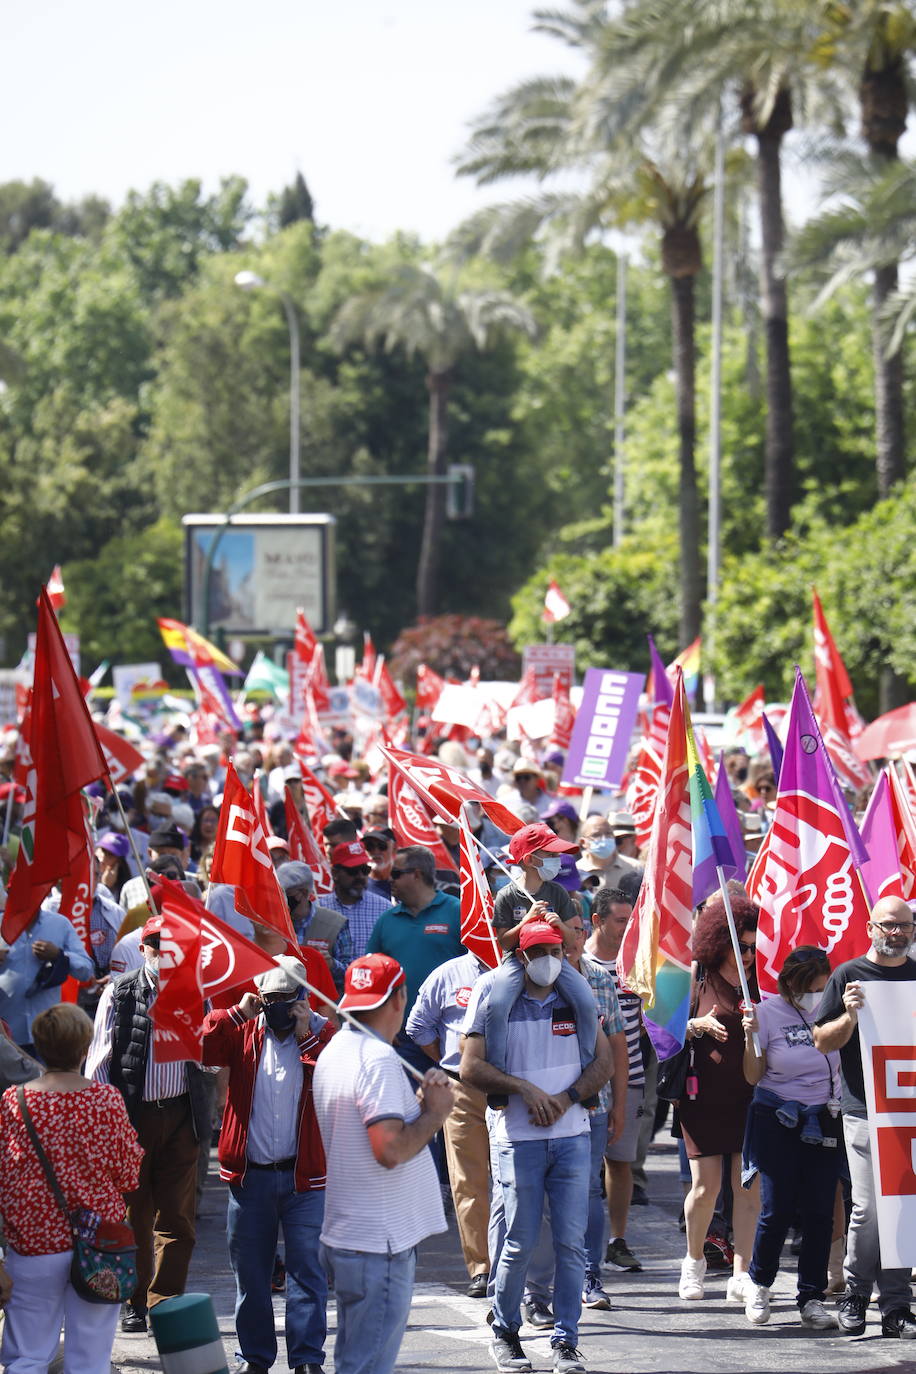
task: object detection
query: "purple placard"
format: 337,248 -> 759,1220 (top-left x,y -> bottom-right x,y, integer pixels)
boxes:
562,668 -> 644,790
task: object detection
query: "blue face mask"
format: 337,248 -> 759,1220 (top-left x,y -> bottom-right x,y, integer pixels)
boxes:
536,854 -> 562,882
587,837 -> 616,860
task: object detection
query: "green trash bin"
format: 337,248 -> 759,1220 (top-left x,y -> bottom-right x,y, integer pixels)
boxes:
150,1293 -> 229,1373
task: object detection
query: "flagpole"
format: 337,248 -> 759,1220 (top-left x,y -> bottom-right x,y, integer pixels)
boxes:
283,966 -> 426,1084
716,864 -> 761,1057
108,783 -> 159,917
1,785 -> 15,847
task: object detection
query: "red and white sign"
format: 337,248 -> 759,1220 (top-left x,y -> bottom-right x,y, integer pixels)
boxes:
859,983 -> 916,1265
522,643 -> 575,699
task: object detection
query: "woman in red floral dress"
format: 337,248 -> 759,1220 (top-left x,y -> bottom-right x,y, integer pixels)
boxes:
0,1003 -> 143,1373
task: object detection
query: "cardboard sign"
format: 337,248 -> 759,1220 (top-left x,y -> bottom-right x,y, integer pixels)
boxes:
522,643 -> 575,698
561,668 -> 643,790
859,982 -> 916,1265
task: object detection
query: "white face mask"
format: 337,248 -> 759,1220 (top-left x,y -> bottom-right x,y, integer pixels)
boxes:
144,954 -> 160,981
536,854 -> 562,882
795,991 -> 822,1014
525,953 -> 563,987
587,836 -> 616,860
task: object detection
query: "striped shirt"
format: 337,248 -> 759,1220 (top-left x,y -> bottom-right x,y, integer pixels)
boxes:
579,955 -> 625,1113
87,970 -> 188,1101
313,1024 -> 446,1254
583,954 -> 645,1089
320,890 -> 393,963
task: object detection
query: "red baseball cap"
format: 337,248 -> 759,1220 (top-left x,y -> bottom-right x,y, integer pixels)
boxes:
331,840 -> 370,868
508,822 -> 579,865
518,918 -> 564,951
140,913 -> 166,943
339,953 -> 406,1011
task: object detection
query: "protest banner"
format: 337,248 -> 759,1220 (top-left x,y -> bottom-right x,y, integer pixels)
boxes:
858,982 -> 916,1267
522,643 -> 575,698
561,668 -> 643,791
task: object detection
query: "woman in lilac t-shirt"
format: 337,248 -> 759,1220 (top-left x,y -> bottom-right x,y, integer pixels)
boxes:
739,946 -> 842,1331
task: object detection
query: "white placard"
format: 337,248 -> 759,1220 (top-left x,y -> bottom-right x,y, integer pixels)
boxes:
858,981 -> 916,1267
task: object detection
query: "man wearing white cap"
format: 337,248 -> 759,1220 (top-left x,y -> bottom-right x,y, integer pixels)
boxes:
313,953 -> 454,1374
202,955 -> 335,1374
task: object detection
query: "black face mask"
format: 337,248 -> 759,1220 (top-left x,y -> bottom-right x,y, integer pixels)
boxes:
262,998 -> 297,1033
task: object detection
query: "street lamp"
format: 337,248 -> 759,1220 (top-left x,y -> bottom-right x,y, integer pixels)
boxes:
233,270 -> 301,515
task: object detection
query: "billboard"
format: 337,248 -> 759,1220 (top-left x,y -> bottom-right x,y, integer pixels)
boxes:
183,514 -> 335,638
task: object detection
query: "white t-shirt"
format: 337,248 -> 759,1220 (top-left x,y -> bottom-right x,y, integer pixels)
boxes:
461,972 -> 589,1146
313,1024 -> 446,1254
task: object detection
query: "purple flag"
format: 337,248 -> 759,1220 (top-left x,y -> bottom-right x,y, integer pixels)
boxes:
715,750 -> 748,880
648,635 -> 673,708
859,770 -> 901,905
762,712 -> 784,783
790,668 -> 869,870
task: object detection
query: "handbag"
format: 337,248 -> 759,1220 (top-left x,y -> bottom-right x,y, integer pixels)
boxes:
16,1085 -> 137,1305
655,978 -> 700,1104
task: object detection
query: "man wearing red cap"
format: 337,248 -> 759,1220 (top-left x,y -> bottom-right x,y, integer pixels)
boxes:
313,954 -> 454,1374
319,840 -> 392,965
460,919 -> 612,1374
87,913 -> 211,1335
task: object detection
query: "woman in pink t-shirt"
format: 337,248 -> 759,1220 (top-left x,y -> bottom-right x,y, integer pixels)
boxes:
739,946 -> 842,1332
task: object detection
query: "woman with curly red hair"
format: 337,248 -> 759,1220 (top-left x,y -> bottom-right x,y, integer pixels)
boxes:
677,893 -> 761,1303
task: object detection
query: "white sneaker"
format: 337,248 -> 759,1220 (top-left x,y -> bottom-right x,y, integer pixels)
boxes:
726,1272 -> 751,1304
800,1298 -> 838,1329
745,1282 -> 771,1325
679,1255 -> 706,1300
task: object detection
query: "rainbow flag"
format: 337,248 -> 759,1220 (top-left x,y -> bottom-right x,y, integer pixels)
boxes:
687,713 -> 738,907
668,636 -> 701,703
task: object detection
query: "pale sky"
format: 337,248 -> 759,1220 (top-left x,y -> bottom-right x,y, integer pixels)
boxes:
5,0 -> 584,243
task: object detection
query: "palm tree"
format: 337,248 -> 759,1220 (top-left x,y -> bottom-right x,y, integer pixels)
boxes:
454,55 -> 713,646
583,0 -> 848,538
330,264 -> 536,617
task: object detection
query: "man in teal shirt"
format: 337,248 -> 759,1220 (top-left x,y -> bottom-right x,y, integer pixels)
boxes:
366,844 -> 464,1077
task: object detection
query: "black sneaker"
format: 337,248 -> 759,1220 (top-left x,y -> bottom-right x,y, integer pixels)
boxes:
120,1302 -> 147,1333
837,1291 -> 868,1336
521,1297 -> 554,1328
882,1308 -> 916,1339
605,1237 -> 642,1271
552,1342 -> 586,1373
271,1254 -> 286,1293
490,1328 -> 532,1371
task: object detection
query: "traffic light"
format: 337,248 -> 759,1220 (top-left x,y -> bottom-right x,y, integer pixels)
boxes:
446,463 -> 475,520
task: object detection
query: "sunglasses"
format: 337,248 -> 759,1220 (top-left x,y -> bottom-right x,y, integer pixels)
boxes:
345,865 -> 371,877
390,866 -> 415,880
738,941 -> 756,955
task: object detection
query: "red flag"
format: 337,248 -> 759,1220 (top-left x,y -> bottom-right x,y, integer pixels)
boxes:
285,790 -> 334,895
380,744 -> 523,836
375,658 -> 407,720
549,673 -> 576,750
299,762 -> 340,838
457,806 -> 501,968
733,685 -> 766,753
2,590 -> 107,945
900,758 -> 916,817
626,703 -> 670,852
307,644 -> 330,714
210,764 -> 296,944
416,663 -> 447,713
543,579 -> 571,624
812,590 -> 870,789
389,770 -> 458,873
94,723 -> 144,788
12,691 -> 32,789
295,608 -> 319,664
47,565 -> 66,611
753,670 -> 871,996
510,667 -> 544,708
58,795 -> 95,957
359,631 -> 377,682
251,781 -> 274,838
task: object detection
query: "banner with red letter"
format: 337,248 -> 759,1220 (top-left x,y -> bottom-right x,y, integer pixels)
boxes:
859,983 -> 916,1267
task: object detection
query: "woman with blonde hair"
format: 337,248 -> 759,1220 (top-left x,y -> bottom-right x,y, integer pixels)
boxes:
0,1002 -> 143,1373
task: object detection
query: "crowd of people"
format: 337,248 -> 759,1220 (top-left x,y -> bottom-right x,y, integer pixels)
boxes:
0,720 -> 912,1374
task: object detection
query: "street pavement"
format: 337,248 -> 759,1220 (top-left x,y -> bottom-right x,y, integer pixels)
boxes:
105,1136 -> 916,1374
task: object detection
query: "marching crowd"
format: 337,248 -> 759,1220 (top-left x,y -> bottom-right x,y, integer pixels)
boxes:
0,724 -> 912,1374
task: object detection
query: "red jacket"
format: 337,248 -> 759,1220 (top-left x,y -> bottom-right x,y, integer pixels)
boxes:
202,1005 -> 335,1193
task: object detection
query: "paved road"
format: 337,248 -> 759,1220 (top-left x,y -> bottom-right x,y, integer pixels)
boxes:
107,1137 -> 915,1374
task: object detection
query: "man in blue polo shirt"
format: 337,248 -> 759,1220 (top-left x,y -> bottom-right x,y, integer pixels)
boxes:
366,845 -> 463,1076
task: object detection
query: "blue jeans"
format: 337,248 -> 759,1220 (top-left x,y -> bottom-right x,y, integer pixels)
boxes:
585,1111 -> 609,1274
485,958 -> 597,1075
492,1133 -> 590,1346
320,1244 -> 416,1374
226,1168 -> 326,1368
487,1117 -> 554,1303
745,1101 -> 841,1307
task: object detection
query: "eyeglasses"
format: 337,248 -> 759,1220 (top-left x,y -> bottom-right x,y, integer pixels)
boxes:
345,865 -> 371,877
869,920 -> 916,934
738,941 -> 757,955
390,866 -> 415,880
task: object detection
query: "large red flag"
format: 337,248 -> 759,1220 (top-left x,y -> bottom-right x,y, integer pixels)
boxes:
210,764 -> 296,944
812,590 -> 871,789
388,770 -> 458,873
94,724 -> 144,788
754,669 -> 871,995
58,795 -> 95,957
375,658 -> 407,720
457,806 -> 501,968
151,879 -> 281,1062
299,762 -> 340,838
2,591 -> 107,945
307,644 -> 331,714
285,790 -> 334,895
380,744 -> 523,836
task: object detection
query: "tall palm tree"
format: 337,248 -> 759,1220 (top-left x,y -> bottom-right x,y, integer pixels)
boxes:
584,0 -> 848,538
330,264 -> 536,617
455,54 -> 713,646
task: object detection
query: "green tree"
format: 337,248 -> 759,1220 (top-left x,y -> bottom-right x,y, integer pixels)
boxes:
330,261 -> 536,617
